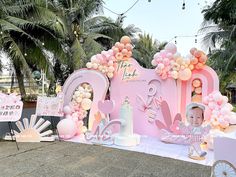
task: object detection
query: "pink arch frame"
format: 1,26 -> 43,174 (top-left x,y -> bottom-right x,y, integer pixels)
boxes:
62,69 -> 109,130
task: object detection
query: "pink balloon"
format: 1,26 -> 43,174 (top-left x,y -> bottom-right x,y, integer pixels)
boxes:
163,58 -> 170,66
208,102 -> 216,110
166,52 -> 173,59
190,48 -> 197,55
164,43 -> 177,54
220,107 -> 230,115
107,49 -> 114,56
160,50 -> 167,58
63,105 -> 72,115
57,119 -> 77,139
213,92 -> 222,102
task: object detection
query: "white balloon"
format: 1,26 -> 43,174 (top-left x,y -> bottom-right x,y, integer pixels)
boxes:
91,56 -> 98,63
76,97 -> 82,103
81,98 -> 92,110
86,62 -> 92,68
154,52 -> 160,59
78,86 -> 84,92
85,92 -> 91,99
108,66 -> 115,72
107,72 -> 114,78
98,65 -> 103,71
151,59 -> 157,66
92,63 -> 98,69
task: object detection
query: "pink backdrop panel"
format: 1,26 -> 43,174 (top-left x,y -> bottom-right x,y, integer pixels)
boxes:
110,59 -> 178,137
214,137 -> 236,167
178,66 -> 219,120
62,69 -> 109,130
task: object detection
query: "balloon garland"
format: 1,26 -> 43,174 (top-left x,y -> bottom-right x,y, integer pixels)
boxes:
151,43 -> 208,81
86,36 -> 133,79
203,91 -> 236,129
57,83 -> 93,139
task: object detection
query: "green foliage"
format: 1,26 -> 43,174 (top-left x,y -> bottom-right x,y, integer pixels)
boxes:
133,33 -> 167,68
201,0 -> 236,93
0,0 -> 68,96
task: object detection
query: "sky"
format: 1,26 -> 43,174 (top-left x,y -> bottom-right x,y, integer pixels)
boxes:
102,0 -> 213,55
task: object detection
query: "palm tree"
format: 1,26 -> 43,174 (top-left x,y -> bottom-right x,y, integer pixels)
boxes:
201,0 -> 236,69
49,0 -> 112,70
0,0 -> 67,97
200,0 -> 236,92
88,15 -> 141,47
132,33 -> 166,68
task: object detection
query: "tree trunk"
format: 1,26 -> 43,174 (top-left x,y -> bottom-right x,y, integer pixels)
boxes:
14,65 -> 26,98
10,72 -> 15,93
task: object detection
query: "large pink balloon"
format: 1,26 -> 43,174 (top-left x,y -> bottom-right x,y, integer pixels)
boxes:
164,43 -> 177,54
57,119 -> 77,139
178,68 -> 192,81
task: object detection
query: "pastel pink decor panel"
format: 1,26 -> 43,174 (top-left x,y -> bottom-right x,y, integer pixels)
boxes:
62,69 -> 109,130
214,137 -> 236,167
110,59 -> 178,137
179,66 -> 219,120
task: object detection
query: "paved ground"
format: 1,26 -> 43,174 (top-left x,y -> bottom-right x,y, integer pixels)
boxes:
0,141 -> 212,177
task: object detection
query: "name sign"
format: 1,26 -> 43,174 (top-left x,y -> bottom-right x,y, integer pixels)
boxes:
0,93 -> 23,122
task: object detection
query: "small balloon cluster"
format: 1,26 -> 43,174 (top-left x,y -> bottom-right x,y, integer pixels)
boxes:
203,91 -> 236,129
151,43 -> 208,81
57,83 -> 93,139
86,36 -> 133,79
189,48 -> 207,70
112,36 -> 133,61
191,79 -> 202,102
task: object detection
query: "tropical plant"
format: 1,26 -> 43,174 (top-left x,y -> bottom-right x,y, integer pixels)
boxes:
48,0 -> 113,70
89,15 -> 141,47
201,0 -> 236,92
132,33 -> 166,68
0,0 -> 67,97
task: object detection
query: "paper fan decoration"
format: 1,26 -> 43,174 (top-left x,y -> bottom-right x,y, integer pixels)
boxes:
12,115 -> 55,142
212,160 -> 236,177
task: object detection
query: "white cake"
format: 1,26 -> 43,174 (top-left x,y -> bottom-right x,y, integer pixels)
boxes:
114,97 -> 140,146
